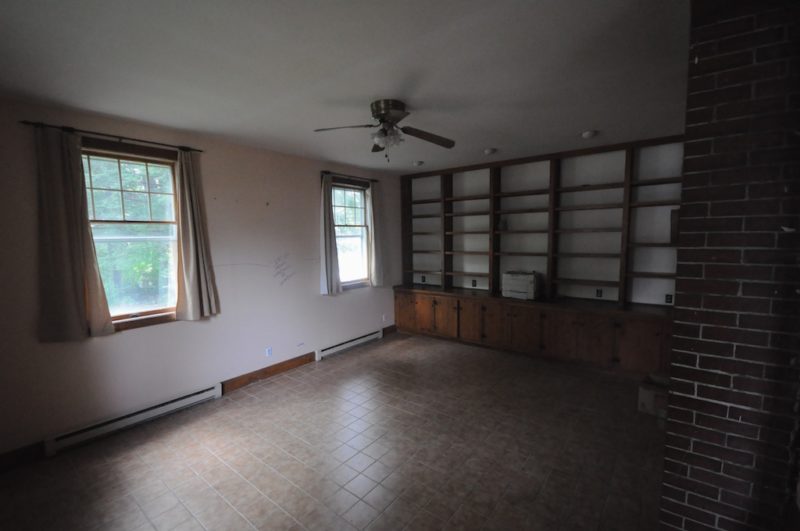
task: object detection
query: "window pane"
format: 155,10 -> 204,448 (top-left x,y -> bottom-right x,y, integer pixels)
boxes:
354,191 -> 363,207
345,190 -> 355,207
89,157 -> 121,189
355,207 -> 364,225
345,207 -> 356,225
150,193 -> 175,221
148,164 -> 173,193
335,226 -> 368,282
333,206 -> 346,225
123,192 -> 150,221
87,195 -> 94,219
91,222 -> 178,316
93,190 -> 123,220
333,188 -> 345,206
121,162 -> 148,191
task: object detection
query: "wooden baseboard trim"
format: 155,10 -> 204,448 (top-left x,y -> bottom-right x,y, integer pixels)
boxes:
382,325 -> 397,335
222,352 -> 315,394
0,441 -> 44,473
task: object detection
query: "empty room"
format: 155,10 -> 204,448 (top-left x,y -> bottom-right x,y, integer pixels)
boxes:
0,1 -> 797,530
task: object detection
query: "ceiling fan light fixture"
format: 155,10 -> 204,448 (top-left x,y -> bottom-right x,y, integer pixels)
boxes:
372,126 -> 403,149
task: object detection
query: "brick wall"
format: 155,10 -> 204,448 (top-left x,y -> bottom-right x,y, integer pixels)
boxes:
661,1 -> 800,530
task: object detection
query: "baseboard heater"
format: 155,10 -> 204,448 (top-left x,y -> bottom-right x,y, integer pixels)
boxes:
316,330 -> 383,361
44,383 -> 221,456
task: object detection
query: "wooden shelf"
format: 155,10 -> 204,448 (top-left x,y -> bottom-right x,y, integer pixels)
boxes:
444,194 -> 490,202
557,181 -> 624,193
556,203 -> 623,212
627,271 -> 676,279
494,188 -> 549,198
556,227 -> 621,233
554,278 -> 620,287
445,251 -> 490,256
557,252 -> 621,258
412,250 -> 440,254
628,242 -> 675,248
496,252 -> 548,257
411,214 -> 440,219
496,208 -> 549,215
446,271 -> 490,277
411,198 -> 441,205
631,176 -> 682,187
630,200 -> 681,208
494,230 -> 549,234
445,211 -> 491,217
412,231 -> 439,236
446,230 -> 490,235
404,269 -> 442,274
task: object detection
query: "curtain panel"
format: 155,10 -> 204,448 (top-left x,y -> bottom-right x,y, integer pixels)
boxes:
366,181 -> 383,288
175,150 -> 220,320
319,173 -> 342,295
35,127 -> 114,341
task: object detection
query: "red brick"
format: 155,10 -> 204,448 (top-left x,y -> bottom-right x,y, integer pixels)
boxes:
715,96 -> 786,120
743,249 -> 797,264
684,152 -> 748,172
687,494 -> 748,523
770,332 -> 800,351
717,62 -> 785,87
726,435 -> 787,461
706,232 -> 775,247
673,337 -> 735,357
732,376 -> 796,398
698,356 -> 764,378
665,446 -> 724,474
728,406 -> 795,432
717,27 -> 785,54
771,299 -> 800,316
676,292 -> 702,308
661,498 -> 716,527
688,75 -> 717,94
703,295 -> 770,313
743,282 -> 799,298
697,385 -> 763,409
744,215 -> 799,231
675,308 -> 737,326
693,17 -> 755,43
678,277 -> 740,294
673,351 -> 699,367
687,118 -> 750,141
678,232 -> 707,247
704,264 -> 772,281
686,107 -> 715,126
672,366 -> 732,388
689,463 -> 754,491
750,147 -> 800,165
695,413 -> 760,439
757,42 -> 798,62
674,322 -> 701,338
671,395 -> 729,418
680,203 -> 709,218
739,314 -> 795,332
680,217 -> 743,233
708,166 -> 781,186
748,181 -> 800,199
687,85 -> 752,110
664,471 -> 721,501
682,184 -> 747,203
676,263 -> 704,278
702,326 -> 769,346
735,345 -> 794,365
662,483 -> 687,502
709,200 -> 780,218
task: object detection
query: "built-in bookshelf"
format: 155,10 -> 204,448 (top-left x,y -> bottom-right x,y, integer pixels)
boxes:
401,135 -> 684,307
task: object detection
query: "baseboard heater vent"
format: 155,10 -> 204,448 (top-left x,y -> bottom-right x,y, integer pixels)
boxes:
316,330 -> 383,361
44,383 -> 221,456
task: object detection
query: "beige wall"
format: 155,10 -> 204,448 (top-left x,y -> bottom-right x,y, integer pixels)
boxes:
0,97 -> 401,454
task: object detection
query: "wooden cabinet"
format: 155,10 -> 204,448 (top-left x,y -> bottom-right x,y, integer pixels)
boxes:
459,299 -> 506,347
414,294 -> 458,337
505,305 -> 541,355
394,288 -> 670,374
617,318 -> 671,373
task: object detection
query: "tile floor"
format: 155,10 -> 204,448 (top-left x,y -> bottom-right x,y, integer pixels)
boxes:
0,333 -> 664,530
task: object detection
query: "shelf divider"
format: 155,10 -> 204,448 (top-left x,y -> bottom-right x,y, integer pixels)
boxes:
618,148 -> 633,306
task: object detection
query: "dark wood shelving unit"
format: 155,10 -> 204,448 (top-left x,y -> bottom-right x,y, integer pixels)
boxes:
401,134 -> 683,306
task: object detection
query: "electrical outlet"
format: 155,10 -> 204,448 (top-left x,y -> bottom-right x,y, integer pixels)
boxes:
596,288 -> 603,298
665,294 -> 673,304
421,275 -> 426,283
471,279 -> 477,287
265,347 -> 272,357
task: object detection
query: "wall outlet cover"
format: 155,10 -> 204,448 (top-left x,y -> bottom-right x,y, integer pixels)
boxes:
596,288 -> 603,298
265,347 -> 272,357
665,294 -> 673,304
421,275 -> 426,283
471,279 -> 477,287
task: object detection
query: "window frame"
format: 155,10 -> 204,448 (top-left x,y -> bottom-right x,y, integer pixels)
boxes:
81,140 -> 180,331
330,178 -> 371,289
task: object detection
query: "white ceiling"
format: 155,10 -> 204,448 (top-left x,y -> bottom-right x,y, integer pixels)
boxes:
0,0 -> 689,174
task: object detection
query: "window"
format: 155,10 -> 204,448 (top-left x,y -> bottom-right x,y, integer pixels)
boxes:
332,185 -> 369,285
82,151 -> 178,323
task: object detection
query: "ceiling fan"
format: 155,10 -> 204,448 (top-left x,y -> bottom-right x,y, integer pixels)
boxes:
313,99 -> 455,153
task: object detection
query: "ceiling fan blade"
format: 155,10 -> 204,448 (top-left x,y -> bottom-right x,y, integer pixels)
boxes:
400,126 -> 455,149
313,124 -> 377,132
371,144 -> 385,153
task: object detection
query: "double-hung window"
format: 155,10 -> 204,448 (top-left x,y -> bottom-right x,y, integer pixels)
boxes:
81,147 -> 179,326
331,183 -> 369,287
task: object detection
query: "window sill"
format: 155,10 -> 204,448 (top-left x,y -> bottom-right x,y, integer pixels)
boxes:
342,280 -> 370,291
113,311 -> 176,332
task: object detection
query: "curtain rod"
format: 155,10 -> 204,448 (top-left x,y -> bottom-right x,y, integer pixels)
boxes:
19,120 -> 203,153
322,170 -> 378,183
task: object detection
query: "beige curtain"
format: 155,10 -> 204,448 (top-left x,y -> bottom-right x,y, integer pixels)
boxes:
320,173 -> 342,295
175,150 -> 220,320
35,127 -> 114,341
366,181 -> 384,287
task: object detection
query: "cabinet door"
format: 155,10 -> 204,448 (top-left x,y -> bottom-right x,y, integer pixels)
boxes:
415,294 -> 436,334
482,300 -> 507,348
394,292 -> 417,332
433,296 -> 459,338
617,317 -> 667,374
506,305 -> 541,355
541,311 -> 578,361
458,299 -> 482,343
574,314 -> 615,367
